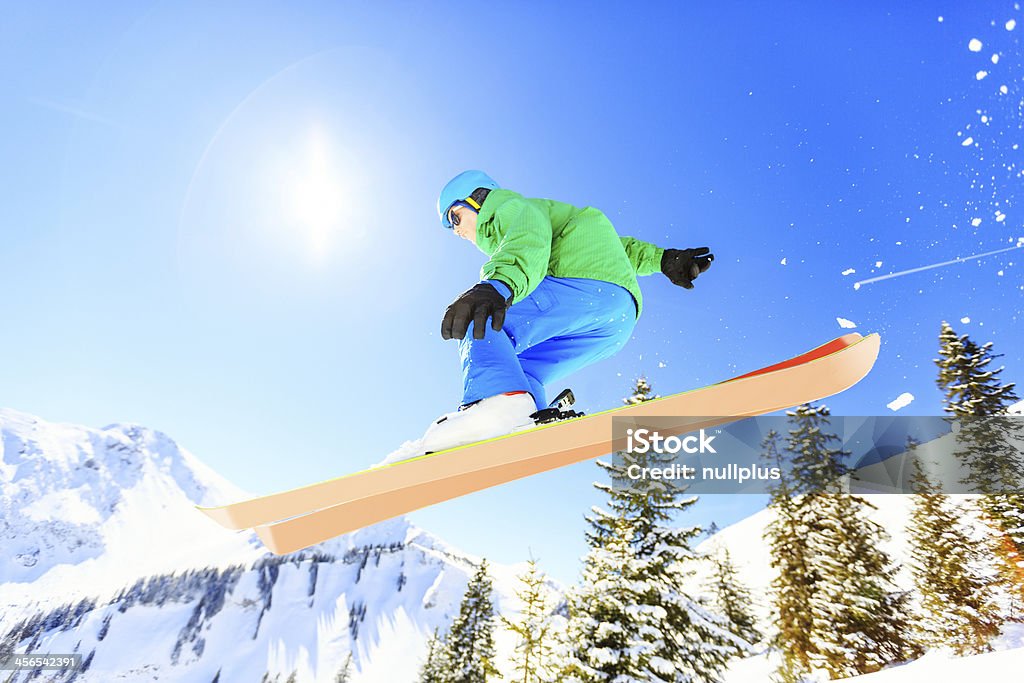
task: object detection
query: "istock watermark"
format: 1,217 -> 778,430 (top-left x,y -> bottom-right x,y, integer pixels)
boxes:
610,415 -> 1024,495
626,427 -> 719,454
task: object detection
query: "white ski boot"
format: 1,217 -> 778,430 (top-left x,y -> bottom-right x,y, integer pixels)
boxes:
419,391 -> 538,455
373,390 -> 582,468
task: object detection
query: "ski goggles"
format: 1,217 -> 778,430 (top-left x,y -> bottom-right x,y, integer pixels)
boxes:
445,197 -> 483,229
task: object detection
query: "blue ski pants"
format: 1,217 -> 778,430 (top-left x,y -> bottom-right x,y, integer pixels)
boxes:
459,277 -> 637,411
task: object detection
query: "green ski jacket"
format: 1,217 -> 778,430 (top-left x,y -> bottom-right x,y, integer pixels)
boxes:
474,189 -> 664,317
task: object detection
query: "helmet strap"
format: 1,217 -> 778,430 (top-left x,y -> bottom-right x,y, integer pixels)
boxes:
466,187 -> 491,210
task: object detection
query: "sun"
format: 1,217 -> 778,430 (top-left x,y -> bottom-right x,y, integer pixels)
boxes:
288,126 -> 351,262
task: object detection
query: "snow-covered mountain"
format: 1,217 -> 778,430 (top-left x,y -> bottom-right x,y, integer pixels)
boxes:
0,408 -> 548,682
0,408 -> 253,605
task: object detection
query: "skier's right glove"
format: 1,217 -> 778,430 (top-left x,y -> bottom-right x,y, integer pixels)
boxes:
661,247 -> 714,289
441,282 -> 512,341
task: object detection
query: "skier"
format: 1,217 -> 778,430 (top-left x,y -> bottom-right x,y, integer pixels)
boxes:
419,170 -> 714,454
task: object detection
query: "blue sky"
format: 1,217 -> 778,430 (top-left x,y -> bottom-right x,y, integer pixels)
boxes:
2,1 -> 1022,585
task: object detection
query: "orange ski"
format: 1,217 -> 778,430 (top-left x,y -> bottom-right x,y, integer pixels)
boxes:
197,333 -> 879,553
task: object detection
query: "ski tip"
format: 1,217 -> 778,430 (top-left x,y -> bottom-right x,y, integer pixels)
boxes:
835,332 -> 881,385
864,331 -> 881,357
195,504 -> 248,531
860,331 -> 881,355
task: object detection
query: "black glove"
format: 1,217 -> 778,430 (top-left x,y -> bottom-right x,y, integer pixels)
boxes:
661,247 -> 714,289
441,282 -> 512,340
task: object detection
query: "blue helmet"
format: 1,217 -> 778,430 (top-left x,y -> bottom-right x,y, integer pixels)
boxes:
437,170 -> 500,229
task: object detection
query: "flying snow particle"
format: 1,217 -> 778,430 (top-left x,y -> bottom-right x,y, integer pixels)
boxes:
961,316 -> 971,324
1008,19 -> 1017,31
875,261 -> 883,268
887,393 -> 915,412
998,270 -> 1005,276
996,211 -> 1007,222
969,38 -> 983,51
836,317 -> 858,329
658,361 -> 667,368
962,136 -> 975,146
976,71 -> 989,80
842,268 -> 856,276
1001,85 -> 1009,94
780,257 -> 787,265
992,54 -> 1000,64
938,16 -> 944,23
972,217 -> 983,227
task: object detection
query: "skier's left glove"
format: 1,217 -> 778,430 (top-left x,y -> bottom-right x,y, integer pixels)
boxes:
661,247 -> 714,289
441,282 -> 513,340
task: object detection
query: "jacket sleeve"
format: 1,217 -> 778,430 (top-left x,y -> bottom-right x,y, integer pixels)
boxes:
620,236 -> 665,276
479,198 -> 553,303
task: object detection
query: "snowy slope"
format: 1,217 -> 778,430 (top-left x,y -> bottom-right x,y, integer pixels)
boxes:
0,408 -> 554,682
695,493 -> 1024,682
1,522 -> 531,682
720,639 -> 1024,683
842,646 -> 1024,681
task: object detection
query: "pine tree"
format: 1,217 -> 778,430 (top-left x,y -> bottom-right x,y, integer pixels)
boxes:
420,628 -> 450,683
586,375 -> 667,551
936,321 -> 1019,417
766,405 -> 918,680
935,321 -> 1024,608
804,490 -> 919,676
564,515 -> 668,682
707,547 -> 762,647
763,428 -> 817,681
906,445 -> 1003,655
334,652 -> 354,682
567,376 -> 746,683
501,559 -> 563,683
624,376 -> 656,406
445,560 -> 501,683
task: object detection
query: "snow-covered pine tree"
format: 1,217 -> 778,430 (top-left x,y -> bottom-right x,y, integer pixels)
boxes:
445,560 -> 501,683
569,376 -> 746,683
803,487 -> 919,676
707,547 -> 762,647
936,321 -> 1020,418
586,374 -> 665,551
768,405 -> 918,680
624,375 -> 656,406
935,321 -> 1024,609
501,559 -> 563,683
563,515 -> 667,682
420,627 -> 450,683
334,652 -> 354,682
906,444 -> 1003,655
763,428 -> 817,682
